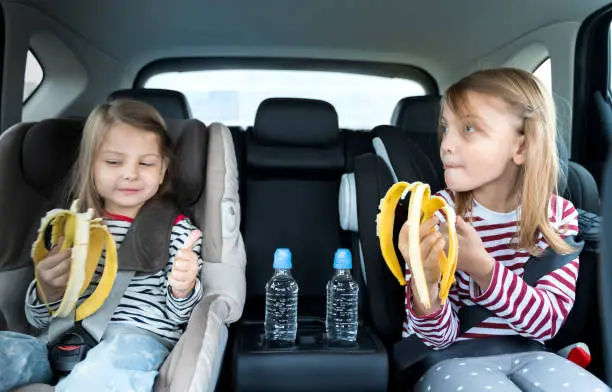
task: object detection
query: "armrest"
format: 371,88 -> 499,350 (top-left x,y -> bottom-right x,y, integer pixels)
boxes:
233,321 -> 388,392
154,294 -> 230,392
201,261 -> 245,323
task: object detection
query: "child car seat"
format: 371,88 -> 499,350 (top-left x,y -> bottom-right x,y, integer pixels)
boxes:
0,89 -> 246,392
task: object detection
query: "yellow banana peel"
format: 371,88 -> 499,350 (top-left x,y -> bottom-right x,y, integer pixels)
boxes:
31,200 -> 118,321
376,182 -> 458,309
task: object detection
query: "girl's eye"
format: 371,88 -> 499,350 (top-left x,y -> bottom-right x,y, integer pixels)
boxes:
440,126 -> 448,134
140,162 -> 154,167
464,125 -> 476,133
105,160 -> 120,166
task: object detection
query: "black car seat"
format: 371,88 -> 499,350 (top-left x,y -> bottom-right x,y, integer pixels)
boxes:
391,96 -> 601,353
351,95 -> 602,387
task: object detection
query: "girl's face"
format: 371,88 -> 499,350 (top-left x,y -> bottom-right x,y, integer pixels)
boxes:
440,91 -> 526,201
93,121 -> 167,218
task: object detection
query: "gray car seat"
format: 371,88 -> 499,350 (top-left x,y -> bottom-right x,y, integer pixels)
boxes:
0,89 -> 246,392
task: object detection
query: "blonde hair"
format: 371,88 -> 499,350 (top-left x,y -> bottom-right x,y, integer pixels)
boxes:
442,68 -> 573,255
72,99 -> 174,217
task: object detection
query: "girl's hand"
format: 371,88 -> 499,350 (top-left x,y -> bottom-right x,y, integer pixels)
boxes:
36,237 -> 72,303
169,230 -> 202,299
441,216 -> 495,290
399,216 -> 445,312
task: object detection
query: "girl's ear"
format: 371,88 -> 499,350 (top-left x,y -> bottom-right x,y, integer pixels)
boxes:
512,134 -> 526,165
160,158 -> 168,185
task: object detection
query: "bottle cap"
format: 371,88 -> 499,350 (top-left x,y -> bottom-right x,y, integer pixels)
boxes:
273,248 -> 292,269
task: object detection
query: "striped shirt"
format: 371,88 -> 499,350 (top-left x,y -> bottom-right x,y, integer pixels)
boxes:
25,213 -> 204,344
403,190 -> 580,349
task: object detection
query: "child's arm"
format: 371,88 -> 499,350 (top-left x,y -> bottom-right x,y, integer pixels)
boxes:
24,275 -> 100,330
165,217 -> 204,324
24,280 -> 61,329
405,279 -> 461,349
471,199 -> 579,341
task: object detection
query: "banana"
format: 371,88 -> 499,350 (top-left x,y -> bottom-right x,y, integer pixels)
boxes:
376,182 -> 458,309
31,200 -> 118,321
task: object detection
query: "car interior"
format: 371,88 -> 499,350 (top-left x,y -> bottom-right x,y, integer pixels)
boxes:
0,0 -> 611,391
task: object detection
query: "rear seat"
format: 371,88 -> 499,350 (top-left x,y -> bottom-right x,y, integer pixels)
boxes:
0,90 -> 246,392
233,98 -> 388,392
242,98 -> 348,318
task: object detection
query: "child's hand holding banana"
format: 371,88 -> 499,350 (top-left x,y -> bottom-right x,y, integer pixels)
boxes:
377,182 -> 458,312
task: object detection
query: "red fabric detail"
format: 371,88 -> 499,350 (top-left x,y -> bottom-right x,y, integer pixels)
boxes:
174,214 -> 187,225
103,211 -> 134,222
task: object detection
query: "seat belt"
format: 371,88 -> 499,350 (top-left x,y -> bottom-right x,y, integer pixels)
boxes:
82,270 -> 136,341
393,235 -> 584,377
42,199 -> 179,373
45,270 -> 136,373
459,236 -> 584,332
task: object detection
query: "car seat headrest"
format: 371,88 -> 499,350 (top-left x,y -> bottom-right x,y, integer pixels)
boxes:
108,88 -> 192,119
253,98 -> 339,146
166,119 -> 208,207
22,119 -> 83,197
556,135 -> 569,195
391,95 -> 442,133
21,117 -> 207,208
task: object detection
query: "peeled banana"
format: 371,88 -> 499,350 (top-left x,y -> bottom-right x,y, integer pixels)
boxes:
376,182 -> 458,309
31,200 -> 118,321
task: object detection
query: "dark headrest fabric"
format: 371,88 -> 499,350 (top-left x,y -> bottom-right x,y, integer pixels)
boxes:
247,141 -> 345,172
556,135 -> 569,195
22,119 -> 83,195
21,117 -> 207,208
168,119 -> 209,207
391,95 -> 442,133
108,88 -> 192,119
253,98 -> 339,146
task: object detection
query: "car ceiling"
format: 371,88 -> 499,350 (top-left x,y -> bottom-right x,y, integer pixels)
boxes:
5,0 -> 612,75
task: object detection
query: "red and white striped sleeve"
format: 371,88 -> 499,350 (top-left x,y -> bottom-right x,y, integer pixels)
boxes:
405,281 -> 460,349
471,196 -> 579,341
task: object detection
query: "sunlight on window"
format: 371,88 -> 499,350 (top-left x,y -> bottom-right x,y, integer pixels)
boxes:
533,58 -> 552,94
23,50 -> 44,102
145,69 -> 426,129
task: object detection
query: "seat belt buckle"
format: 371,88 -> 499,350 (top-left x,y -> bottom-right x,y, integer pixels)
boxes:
47,325 -> 98,374
49,343 -> 89,373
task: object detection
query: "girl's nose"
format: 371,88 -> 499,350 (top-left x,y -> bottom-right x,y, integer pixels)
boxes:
123,163 -> 138,181
440,130 -> 456,154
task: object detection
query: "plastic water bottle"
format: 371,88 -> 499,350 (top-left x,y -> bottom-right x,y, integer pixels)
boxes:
326,248 -> 359,343
265,248 -> 299,345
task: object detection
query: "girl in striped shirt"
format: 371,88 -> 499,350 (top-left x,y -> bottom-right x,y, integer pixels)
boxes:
399,68 -> 609,392
0,99 -> 204,392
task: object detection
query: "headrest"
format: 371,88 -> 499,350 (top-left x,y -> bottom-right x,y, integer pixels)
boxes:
391,95 -> 442,133
21,117 -> 207,207
168,119 -> 209,207
556,135 -> 569,195
247,135 -> 345,172
108,88 -> 192,119
372,125 -> 443,192
22,119 -> 83,196
253,98 -> 339,146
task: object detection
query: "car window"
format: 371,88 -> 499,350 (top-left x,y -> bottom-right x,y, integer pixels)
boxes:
23,50 -> 44,102
144,69 -> 426,129
533,58 -> 552,93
